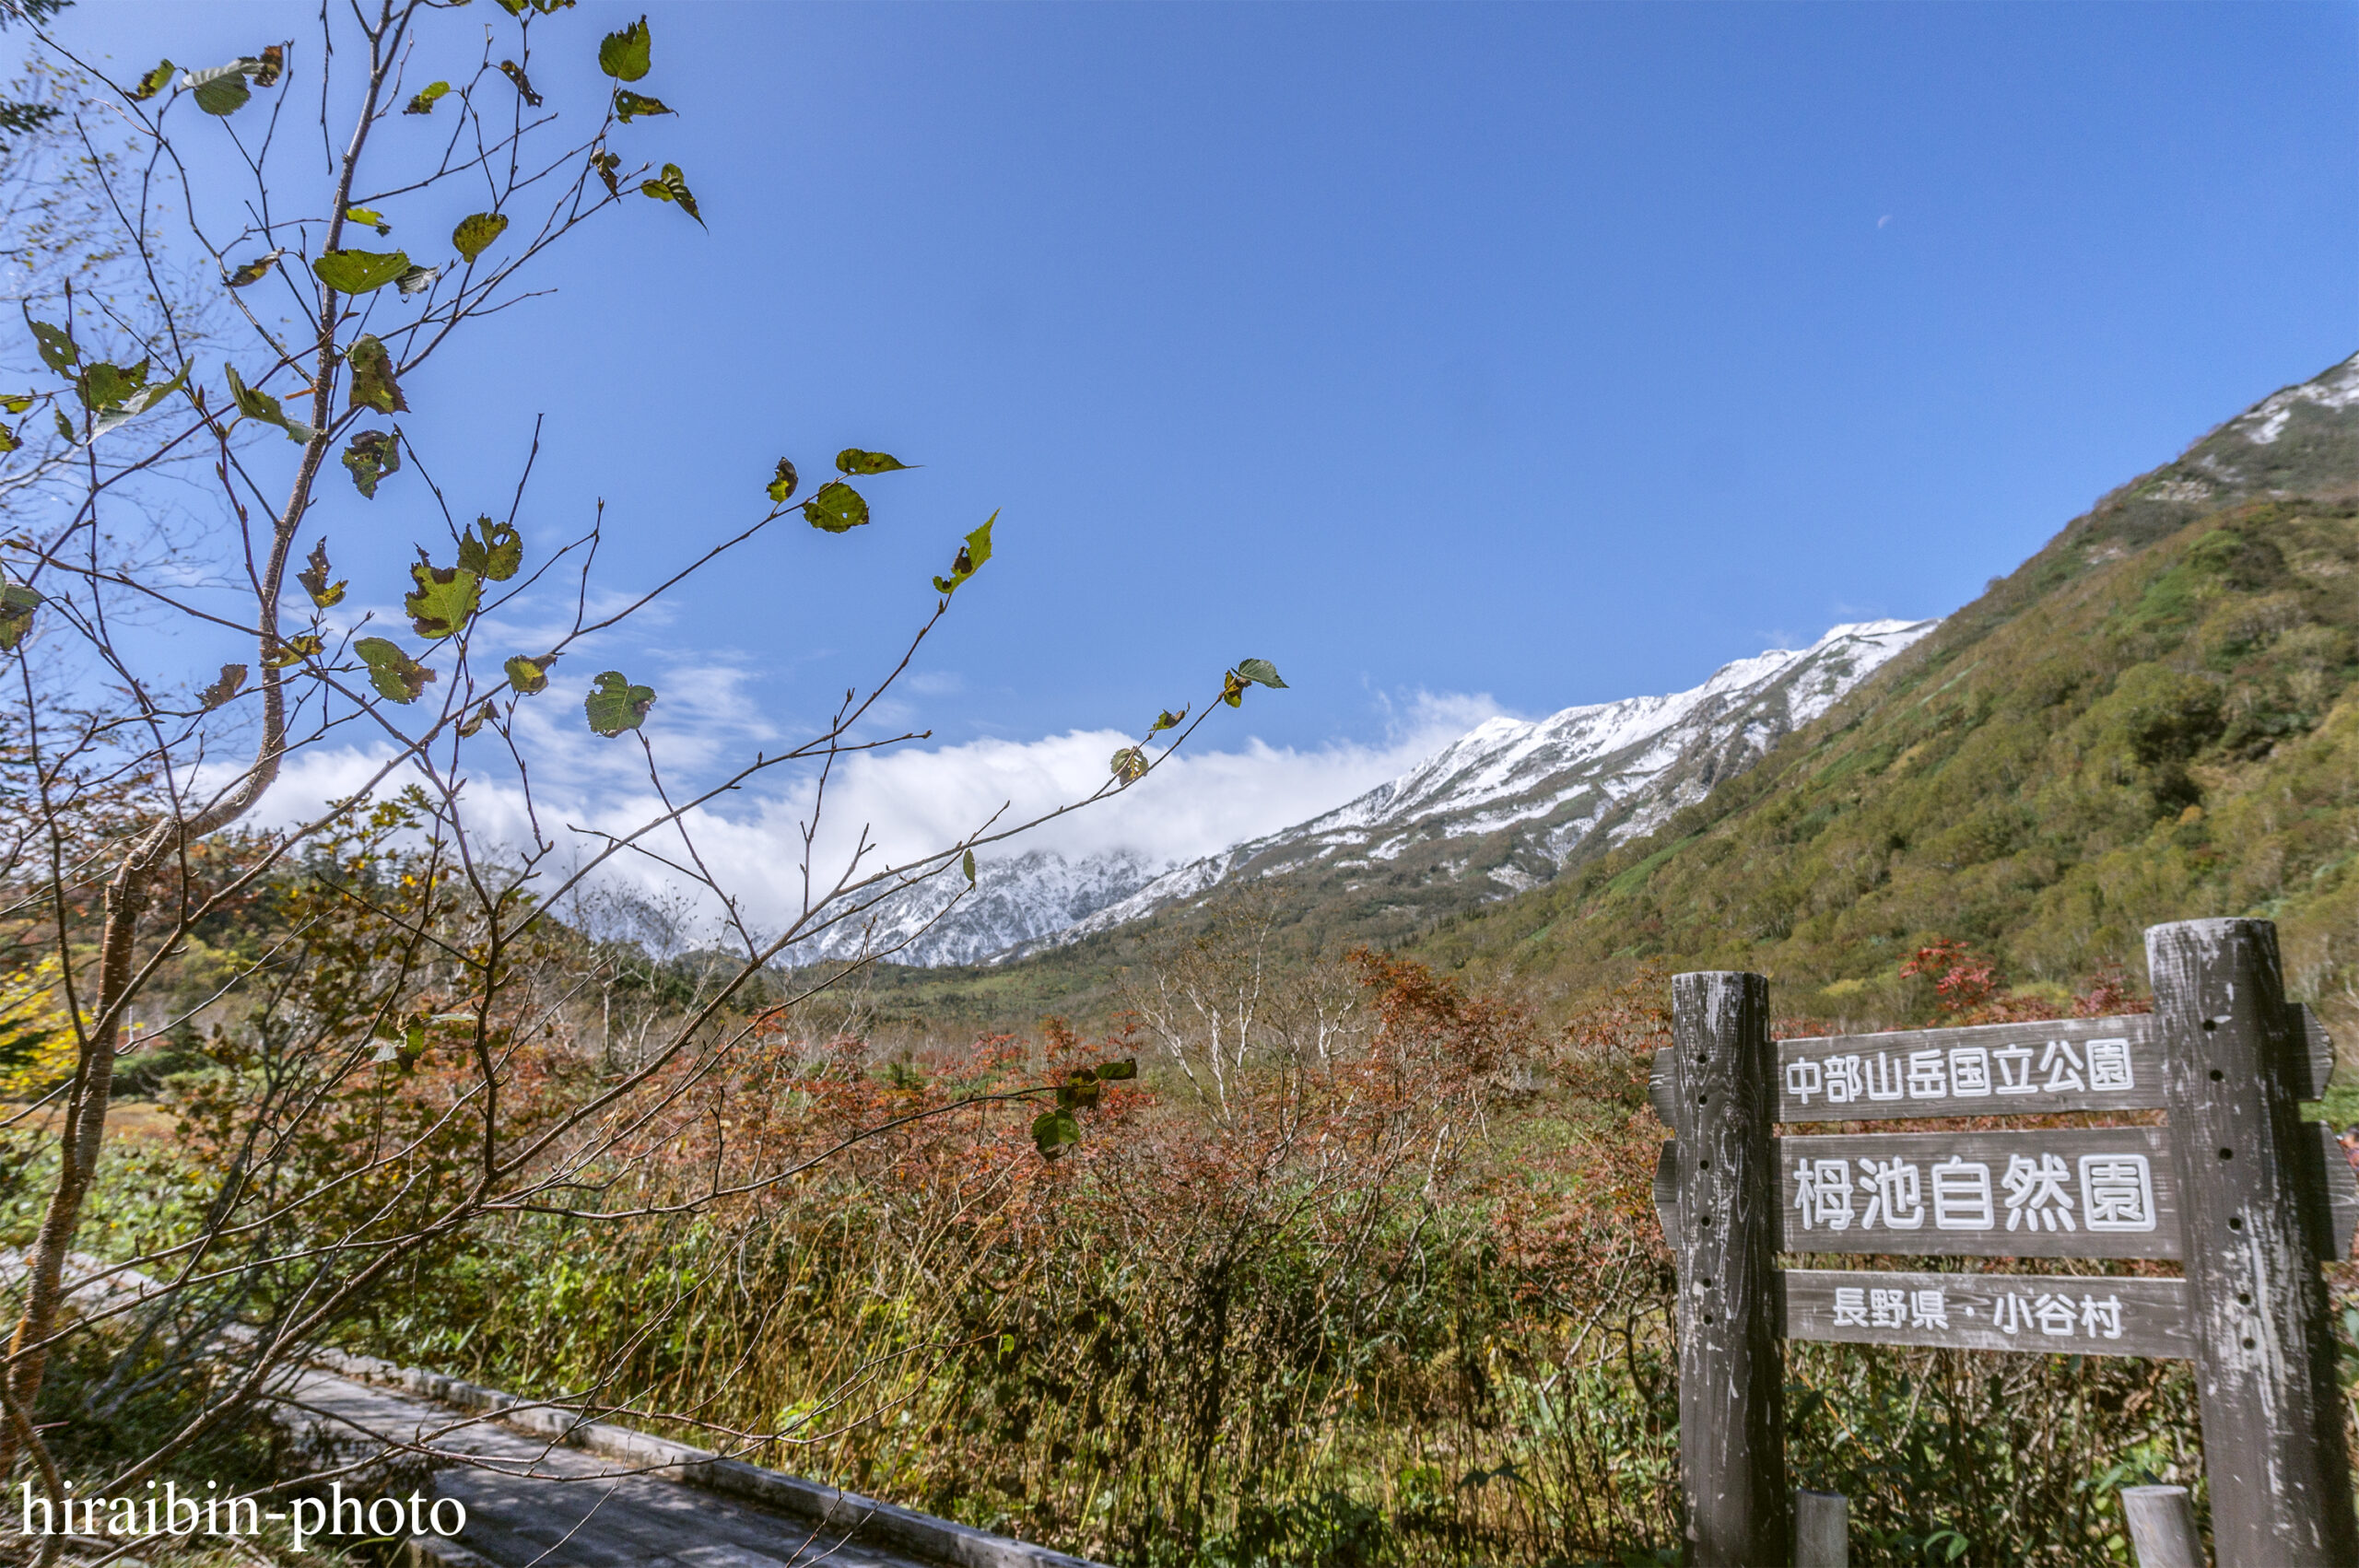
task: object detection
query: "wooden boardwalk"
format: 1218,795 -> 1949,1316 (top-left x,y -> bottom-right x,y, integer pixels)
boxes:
288,1368 -> 979,1567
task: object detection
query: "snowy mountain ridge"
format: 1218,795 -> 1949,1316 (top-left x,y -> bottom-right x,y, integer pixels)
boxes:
786,618 -> 1937,967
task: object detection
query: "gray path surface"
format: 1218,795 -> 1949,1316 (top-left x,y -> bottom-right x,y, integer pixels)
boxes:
288,1369 -> 931,1567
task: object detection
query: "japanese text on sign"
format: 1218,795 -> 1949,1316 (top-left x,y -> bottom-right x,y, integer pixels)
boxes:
1784,1036 -> 2134,1110
1793,1151 -> 2157,1236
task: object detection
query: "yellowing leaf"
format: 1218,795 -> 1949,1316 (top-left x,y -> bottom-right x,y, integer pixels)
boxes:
835,448 -> 911,475
346,334 -> 407,414
452,212 -> 509,262
584,670 -> 655,736
504,653 -> 555,695
264,633 -> 322,668
599,16 -> 651,81
499,61 -> 542,108
226,249 -> 284,287
345,205 -> 392,236
297,539 -> 346,607
403,81 -> 450,115
457,698 -> 498,738
129,60 -> 175,101
767,457 -> 798,505
457,517 -> 522,580
1110,746 -> 1147,785
355,637 -> 433,702
1151,707 -> 1186,731
613,89 -> 672,123
637,163 -> 701,226
0,583 -> 40,652
404,556 -> 481,639
592,149 -> 622,195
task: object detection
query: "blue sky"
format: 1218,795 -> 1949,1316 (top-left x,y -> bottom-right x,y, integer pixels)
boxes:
38,1 -> 2359,886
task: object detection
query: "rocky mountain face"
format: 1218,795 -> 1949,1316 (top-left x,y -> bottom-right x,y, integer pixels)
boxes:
1019,617 -> 1937,956
791,619 -> 1937,966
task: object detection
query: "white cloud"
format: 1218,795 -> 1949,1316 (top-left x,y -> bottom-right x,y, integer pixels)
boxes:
254,684 -> 1505,940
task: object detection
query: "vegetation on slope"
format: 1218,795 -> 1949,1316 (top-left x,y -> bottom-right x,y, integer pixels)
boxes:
1416,359 -> 2359,1042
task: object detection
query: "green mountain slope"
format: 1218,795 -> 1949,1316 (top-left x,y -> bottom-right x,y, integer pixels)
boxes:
1415,354 -> 2359,1034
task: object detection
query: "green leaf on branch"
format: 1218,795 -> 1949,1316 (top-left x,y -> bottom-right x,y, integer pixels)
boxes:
297,539 -> 346,607
346,334 -> 407,413
226,250 -> 283,287
612,90 -> 672,123
77,357 -> 150,412
458,516 -> 522,580
264,633 -> 323,669
801,481 -> 868,533
129,60 -> 174,101
1030,1107 -> 1081,1160
223,365 -> 314,443
766,457 -> 798,505
452,212 -> 508,262
355,637 -> 433,703
0,426 -> 17,454
28,320 -> 75,373
962,848 -> 977,886
92,363 -> 188,439
198,663 -> 246,709
1236,658 -> 1287,689
637,163 -> 701,225
1109,746 -> 1147,786
1094,1059 -> 1138,1082
835,449 -> 910,475
394,263 -> 440,298
345,206 -> 392,236
584,670 -> 655,736
599,16 -> 652,81
312,248 -> 412,296
51,408 -> 71,443
403,81 -> 450,115
0,583 -> 41,652
341,429 -> 399,497
185,63 -> 255,117
504,653 -> 555,696
932,510 -> 996,597
405,555 -> 481,640
1151,707 -> 1186,731
0,394 -> 31,415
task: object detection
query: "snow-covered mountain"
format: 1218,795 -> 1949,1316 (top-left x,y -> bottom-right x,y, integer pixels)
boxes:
788,619 -> 1936,966
784,847 -> 1162,967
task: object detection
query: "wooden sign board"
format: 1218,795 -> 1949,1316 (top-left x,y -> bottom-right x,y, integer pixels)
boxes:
1755,1004 -> 2335,1126
1780,1268 -> 2192,1359
1778,1128 -> 2182,1259
1650,1122 -> 2357,1263
1777,1017 -> 2158,1121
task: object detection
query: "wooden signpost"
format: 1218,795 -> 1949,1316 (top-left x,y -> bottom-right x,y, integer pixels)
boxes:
1653,919 -> 2359,1567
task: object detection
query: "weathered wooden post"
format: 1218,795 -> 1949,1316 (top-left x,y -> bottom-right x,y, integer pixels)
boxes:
2120,1484 -> 2204,1568
2147,918 -> 2359,1565
1671,971 -> 1788,1566
1791,1489 -> 1848,1567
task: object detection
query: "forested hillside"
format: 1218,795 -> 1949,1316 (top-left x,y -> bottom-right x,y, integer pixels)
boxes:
1417,355 -> 2359,1036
